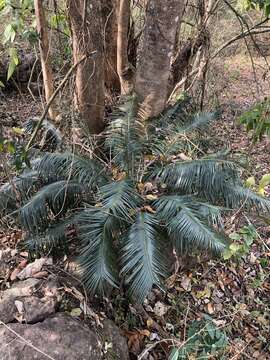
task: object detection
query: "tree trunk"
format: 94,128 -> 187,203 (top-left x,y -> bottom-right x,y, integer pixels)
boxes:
34,0 -> 57,120
135,0 -> 184,118
117,0 -> 134,95
68,0 -> 105,134
102,0 -> 121,94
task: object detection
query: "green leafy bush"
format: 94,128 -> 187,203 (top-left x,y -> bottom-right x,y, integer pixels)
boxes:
169,315 -> 228,359
223,224 -> 258,260
239,99 -> 270,142
1,98 -> 270,302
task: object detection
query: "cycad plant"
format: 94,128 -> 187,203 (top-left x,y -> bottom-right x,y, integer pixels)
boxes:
1,97 -> 270,302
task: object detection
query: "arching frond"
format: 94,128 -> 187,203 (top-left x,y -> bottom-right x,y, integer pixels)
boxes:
154,195 -> 224,228
223,184 -> 270,212
76,207 -> 119,294
22,217 -> 73,254
120,212 -> 167,303
148,96 -> 193,133
167,206 -> 228,255
100,180 -> 143,221
37,152 -> 107,186
75,180 -> 142,294
175,111 -> 219,134
105,98 -> 146,177
147,104 -> 218,158
157,159 -> 239,195
19,181 -> 87,233
25,117 -> 63,150
0,171 -> 42,215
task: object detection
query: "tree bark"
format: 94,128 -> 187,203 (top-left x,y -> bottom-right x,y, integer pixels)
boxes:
68,0 -> 105,134
117,0 -> 134,95
102,0 -> 121,94
34,0 -> 57,120
135,0 -> 184,118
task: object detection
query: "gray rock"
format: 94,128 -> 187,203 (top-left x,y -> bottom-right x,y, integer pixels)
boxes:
0,278 -> 58,324
102,319 -> 130,360
3,278 -> 41,298
22,296 -> 57,323
0,294 -> 16,323
0,313 -> 102,360
0,278 -> 41,323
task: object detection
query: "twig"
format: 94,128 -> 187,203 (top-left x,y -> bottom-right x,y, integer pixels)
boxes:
138,324 -> 208,360
27,46 -> 39,101
0,320 -> 56,360
168,16 -> 270,102
25,52 -> 96,152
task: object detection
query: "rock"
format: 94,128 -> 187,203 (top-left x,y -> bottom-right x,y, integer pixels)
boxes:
17,258 -> 52,280
0,248 -> 13,279
20,296 -> 57,323
0,295 -> 17,323
0,278 -> 58,324
0,278 -> 41,323
102,319 -> 130,360
3,278 -> 41,298
0,313 -> 102,360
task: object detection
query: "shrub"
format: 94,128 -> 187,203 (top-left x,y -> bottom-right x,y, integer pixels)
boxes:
1,97 -> 270,302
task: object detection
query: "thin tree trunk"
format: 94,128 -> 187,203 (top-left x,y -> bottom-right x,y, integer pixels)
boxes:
34,0 -> 57,120
102,0 -> 121,94
68,0 -> 105,134
117,0 -> 134,94
135,0 -> 184,118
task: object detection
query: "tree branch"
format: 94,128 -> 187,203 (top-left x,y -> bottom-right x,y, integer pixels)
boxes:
25,52 -> 96,152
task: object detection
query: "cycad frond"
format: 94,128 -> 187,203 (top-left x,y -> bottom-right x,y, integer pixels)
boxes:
121,212 -> 167,302
100,180 -> 143,221
76,207 -> 119,294
105,98 -> 146,177
37,152 -> 107,186
154,195 -> 224,228
25,118 -> 63,150
0,171 -> 42,215
76,180 -> 142,294
224,184 -> 270,212
22,217 -> 73,254
167,206 -> 228,255
147,112 -> 218,159
149,97 -> 192,132
19,180 -> 87,233
175,111 -> 218,134
157,159 -> 239,194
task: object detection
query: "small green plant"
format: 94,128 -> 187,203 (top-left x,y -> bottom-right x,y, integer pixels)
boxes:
239,0 -> 270,16
1,0 -> 38,81
223,225 -> 258,260
1,98 -> 270,302
239,99 -> 270,143
0,128 -> 29,170
169,316 -> 228,359
246,173 -> 270,196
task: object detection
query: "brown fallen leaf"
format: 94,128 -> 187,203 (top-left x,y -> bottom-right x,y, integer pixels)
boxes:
10,267 -> 21,281
18,259 -> 28,269
32,271 -> 48,279
142,205 -> 156,214
145,194 -> 158,201
146,318 -> 154,328
178,153 -> 192,161
181,274 -> 192,291
17,258 -> 52,280
154,301 -> 169,317
206,303 -> 215,314
124,329 -> 150,355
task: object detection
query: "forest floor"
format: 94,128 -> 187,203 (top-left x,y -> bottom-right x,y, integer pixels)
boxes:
0,54 -> 269,360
